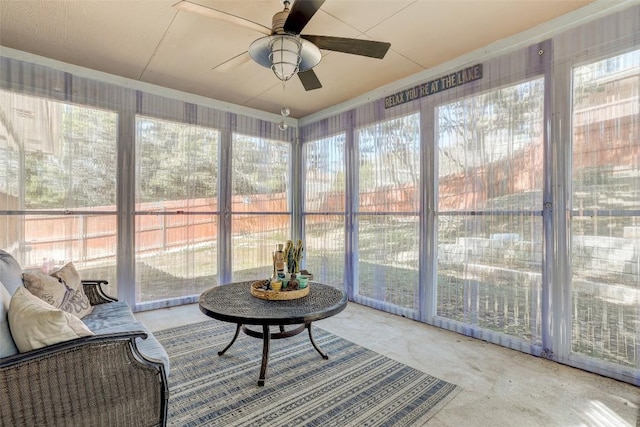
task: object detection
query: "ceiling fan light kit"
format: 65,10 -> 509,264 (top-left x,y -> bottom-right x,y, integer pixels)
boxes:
269,35 -> 301,82
248,1 -> 321,84
249,35 -> 321,83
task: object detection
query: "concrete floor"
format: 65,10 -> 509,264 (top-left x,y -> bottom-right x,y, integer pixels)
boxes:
137,302 -> 640,427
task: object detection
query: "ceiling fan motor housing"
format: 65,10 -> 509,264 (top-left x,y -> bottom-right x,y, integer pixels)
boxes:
272,7 -> 290,35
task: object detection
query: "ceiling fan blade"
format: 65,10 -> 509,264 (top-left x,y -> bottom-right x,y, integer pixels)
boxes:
298,69 -> 322,91
301,35 -> 391,59
283,0 -> 325,34
174,0 -> 272,36
213,51 -> 251,72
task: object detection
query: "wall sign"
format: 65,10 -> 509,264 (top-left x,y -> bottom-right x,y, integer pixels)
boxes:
384,63 -> 483,109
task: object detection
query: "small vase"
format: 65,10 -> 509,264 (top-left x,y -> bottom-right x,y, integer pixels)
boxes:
288,274 -> 299,290
298,275 -> 308,289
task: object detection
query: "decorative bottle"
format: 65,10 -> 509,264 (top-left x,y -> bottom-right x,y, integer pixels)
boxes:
275,244 -> 285,278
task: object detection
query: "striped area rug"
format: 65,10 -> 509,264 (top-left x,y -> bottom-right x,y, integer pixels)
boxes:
156,320 -> 460,427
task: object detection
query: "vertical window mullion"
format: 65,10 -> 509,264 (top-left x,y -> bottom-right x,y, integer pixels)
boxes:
546,49 -> 572,360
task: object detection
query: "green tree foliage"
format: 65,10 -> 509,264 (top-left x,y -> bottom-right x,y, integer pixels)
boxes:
232,134 -> 289,196
24,104 -> 117,209
358,114 -> 420,208
136,117 -> 218,204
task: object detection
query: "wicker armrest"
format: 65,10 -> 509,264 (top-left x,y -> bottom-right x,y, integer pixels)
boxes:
82,279 -> 118,305
0,332 -> 168,427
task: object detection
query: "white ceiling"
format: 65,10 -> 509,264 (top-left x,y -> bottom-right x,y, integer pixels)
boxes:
0,0 -> 596,119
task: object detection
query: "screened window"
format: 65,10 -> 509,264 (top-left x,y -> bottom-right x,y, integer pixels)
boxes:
135,116 -> 219,303
571,49 -> 640,367
231,133 -> 291,282
0,89 -> 118,290
436,78 -> 545,343
303,134 -> 346,288
356,113 -> 420,310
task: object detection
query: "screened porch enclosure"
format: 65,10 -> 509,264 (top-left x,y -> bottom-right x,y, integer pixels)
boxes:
298,8 -> 639,385
1,4 -> 639,385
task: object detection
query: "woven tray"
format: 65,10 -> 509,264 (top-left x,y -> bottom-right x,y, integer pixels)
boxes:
250,280 -> 310,300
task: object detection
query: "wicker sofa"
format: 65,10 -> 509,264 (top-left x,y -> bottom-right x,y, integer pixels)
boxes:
0,250 -> 169,427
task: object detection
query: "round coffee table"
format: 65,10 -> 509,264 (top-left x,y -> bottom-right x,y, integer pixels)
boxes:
199,281 -> 347,386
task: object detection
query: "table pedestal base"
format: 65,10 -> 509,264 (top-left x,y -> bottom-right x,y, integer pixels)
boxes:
218,323 -> 328,386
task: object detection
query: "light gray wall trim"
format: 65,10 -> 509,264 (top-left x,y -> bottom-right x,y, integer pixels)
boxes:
117,92 -> 137,307
420,94 -> 437,323
546,43 -> 572,361
291,133 -> 302,243
344,110 -> 356,298
218,113 -> 234,285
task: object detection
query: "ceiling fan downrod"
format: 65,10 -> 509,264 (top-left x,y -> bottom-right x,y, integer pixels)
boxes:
272,1 -> 292,35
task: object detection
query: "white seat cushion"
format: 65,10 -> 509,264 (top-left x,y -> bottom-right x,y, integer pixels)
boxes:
0,250 -> 24,296
0,281 -> 18,357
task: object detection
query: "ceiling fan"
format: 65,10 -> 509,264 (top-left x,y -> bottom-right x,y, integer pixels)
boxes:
174,0 -> 392,91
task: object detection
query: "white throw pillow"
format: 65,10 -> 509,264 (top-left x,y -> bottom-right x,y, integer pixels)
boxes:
50,262 -> 93,318
8,286 -> 94,353
23,262 -> 93,319
22,272 -> 67,307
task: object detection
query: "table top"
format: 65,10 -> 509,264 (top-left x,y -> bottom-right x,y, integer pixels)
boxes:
199,281 -> 347,326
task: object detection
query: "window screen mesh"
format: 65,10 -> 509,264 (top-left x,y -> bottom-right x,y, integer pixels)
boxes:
231,134 -> 291,281
436,78 -> 545,344
571,49 -> 640,367
356,113 -> 420,309
135,116 -> 219,302
303,134 -> 346,288
0,89 -> 118,293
